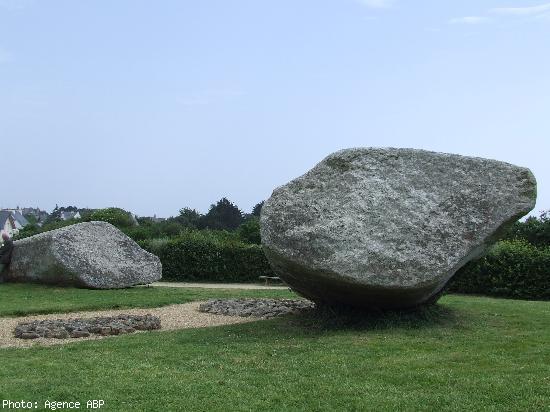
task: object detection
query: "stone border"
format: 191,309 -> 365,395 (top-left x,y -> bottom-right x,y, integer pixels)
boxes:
199,298 -> 315,318
15,314 -> 161,339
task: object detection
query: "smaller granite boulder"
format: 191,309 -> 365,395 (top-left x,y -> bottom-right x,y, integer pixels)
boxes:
6,221 -> 161,288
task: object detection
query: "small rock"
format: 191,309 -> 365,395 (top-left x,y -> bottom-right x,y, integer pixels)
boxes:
69,330 -> 90,338
20,332 -> 40,339
48,328 -> 69,339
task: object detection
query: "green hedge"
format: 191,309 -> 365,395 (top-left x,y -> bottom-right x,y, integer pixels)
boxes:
448,240 -> 550,300
139,233 -> 274,282
137,231 -> 549,297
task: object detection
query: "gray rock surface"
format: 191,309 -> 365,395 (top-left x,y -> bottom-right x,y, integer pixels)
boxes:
15,314 -> 161,339
261,148 -> 537,309
6,221 -> 162,288
199,298 -> 315,318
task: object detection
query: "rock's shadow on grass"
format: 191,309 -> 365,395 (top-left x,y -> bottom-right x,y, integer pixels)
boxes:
282,302 -> 462,332
198,297 -> 464,333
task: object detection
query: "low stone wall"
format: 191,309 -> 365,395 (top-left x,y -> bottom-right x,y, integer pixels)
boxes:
199,298 -> 315,318
14,314 -> 161,339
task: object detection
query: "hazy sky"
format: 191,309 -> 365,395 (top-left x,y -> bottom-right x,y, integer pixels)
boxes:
1,0 -> 549,217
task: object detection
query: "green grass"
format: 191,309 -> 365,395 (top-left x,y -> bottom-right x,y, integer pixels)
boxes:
0,285 -> 549,411
0,283 -> 295,317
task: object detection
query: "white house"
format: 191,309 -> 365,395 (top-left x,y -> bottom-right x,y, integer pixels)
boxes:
0,211 -> 18,237
60,211 -> 81,220
0,209 -> 30,237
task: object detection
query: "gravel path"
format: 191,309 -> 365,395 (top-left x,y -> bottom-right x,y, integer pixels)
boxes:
0,302 -> 257,349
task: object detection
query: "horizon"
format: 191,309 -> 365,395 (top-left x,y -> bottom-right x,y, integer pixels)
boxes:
1,1 -> 549,217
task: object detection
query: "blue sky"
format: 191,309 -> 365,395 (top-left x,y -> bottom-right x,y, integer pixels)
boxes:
1,0 -> 549,217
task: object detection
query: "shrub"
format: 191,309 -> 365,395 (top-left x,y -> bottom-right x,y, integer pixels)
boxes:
200,198 -> 244,230
139,230 -> 274,282
252,201 -> 264,217
13,223 -> 41,240
173,208 -> 202,229
85,208 -> 136,229
448,240 -> 550,300
237,217 -> 261,245
123,226 -> 153,242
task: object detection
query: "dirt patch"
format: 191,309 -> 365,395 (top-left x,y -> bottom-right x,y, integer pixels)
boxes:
0,302 -> 257,349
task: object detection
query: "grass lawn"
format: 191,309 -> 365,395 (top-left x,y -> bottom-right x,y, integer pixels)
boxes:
0,283 -> 295,317
0,285 -> 549,411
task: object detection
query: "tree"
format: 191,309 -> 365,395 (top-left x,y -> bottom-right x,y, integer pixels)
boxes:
174,207 -> 202,229
252,201 -> 264,217
59,205 -> 78,213
200,198 -> 243,230
14,223 -> 40,240
78,208 -> 95,219
46,204 -> 61,223
24,214 -> 38,225
504,210 -> 550,248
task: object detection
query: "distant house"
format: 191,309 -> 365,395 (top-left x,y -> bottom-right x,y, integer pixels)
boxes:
22,207 -> 49,224
0,210 -> 18,237
60,211 -> 81,221
11,210 -> 29,228
0,208 -> 32,236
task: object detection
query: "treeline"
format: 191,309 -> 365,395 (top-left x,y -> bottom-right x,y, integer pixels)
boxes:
130,198 -> 263,244
16,198 -> 264,245
16,198 -> 268,283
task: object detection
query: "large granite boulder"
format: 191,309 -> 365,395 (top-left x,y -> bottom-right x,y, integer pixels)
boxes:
261,148 -> 537,309
6,221 -> 162,288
